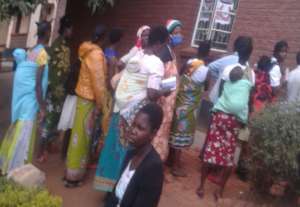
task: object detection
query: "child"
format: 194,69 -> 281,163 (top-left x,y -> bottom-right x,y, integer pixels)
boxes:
168,40 -> 211,177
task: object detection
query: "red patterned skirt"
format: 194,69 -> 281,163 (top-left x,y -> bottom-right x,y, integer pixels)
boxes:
203,111 -> 241,167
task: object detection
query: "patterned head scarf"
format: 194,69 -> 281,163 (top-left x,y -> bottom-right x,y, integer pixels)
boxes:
135,25 -> 150,48
166,19 -> 182,34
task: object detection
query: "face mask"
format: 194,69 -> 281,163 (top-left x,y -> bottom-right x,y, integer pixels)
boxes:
170,35 -> 183,47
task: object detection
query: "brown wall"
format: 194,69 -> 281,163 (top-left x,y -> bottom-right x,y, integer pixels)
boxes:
67,0 -> 300,68
230,0 -> 300,68
66,0 -> 201,61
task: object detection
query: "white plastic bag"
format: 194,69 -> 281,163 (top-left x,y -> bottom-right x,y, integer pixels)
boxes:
57,95 -> 77,131
209,77 -> 221,104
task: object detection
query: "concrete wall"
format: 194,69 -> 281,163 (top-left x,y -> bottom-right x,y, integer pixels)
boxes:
229,0 -> 300,68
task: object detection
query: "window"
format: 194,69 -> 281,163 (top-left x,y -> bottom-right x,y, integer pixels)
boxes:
191,0 -> 239,51
13,15 -> 30,34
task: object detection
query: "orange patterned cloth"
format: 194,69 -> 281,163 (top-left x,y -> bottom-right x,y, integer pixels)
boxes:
75,41 -> 111,134
152,59 -> 178,162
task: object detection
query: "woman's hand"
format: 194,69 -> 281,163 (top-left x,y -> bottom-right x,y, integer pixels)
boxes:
162,89 -> 172,97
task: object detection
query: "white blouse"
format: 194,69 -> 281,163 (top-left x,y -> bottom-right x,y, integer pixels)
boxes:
115,161 -> 136,205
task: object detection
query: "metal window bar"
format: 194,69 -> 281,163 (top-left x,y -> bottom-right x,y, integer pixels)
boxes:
191,0 -> 239,51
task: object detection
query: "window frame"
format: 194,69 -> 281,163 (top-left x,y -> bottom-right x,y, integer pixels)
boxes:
191,0 -> 239,52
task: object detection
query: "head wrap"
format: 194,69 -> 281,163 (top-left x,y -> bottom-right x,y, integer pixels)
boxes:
13,48 -> 27,64
166,19 -> 182,34
36,21 -> 51,38
135,25 -> 150,48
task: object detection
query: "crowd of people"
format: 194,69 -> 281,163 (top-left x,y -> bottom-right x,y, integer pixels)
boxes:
0,14 -> 300,207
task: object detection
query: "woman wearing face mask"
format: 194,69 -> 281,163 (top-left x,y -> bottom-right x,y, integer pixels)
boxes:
153,19 -> 183,162
94,26 -> 170,193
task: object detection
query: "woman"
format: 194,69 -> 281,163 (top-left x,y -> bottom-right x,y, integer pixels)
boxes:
38,16 -> 73,162
169,41 -> 211,177
153,19 -> 183,162
197,37 -> 254,199
94,26 -> 170,192
105,103 -> 164,207
64,25 -> 110,187
0,21 -> 51,174
111,26 -> 150,90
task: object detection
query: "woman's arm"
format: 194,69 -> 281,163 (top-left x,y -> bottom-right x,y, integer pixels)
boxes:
35,66 -> 46,120
147,88 -> 171,102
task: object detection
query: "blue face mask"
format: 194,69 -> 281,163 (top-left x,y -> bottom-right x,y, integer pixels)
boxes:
170,35 -> 183,47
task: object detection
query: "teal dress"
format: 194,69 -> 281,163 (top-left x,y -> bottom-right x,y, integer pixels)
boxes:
94,113 -> 128,192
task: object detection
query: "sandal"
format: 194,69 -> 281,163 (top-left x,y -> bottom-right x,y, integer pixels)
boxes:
64,180 -> 82,188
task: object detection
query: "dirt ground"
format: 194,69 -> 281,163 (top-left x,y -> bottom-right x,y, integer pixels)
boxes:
35,149 -> 249,207
1,71 -> 250,207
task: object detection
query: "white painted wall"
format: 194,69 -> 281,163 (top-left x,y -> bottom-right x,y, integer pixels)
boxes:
52,0 -> 68,40
0,20 -> 9,46
4,0 -> 67,49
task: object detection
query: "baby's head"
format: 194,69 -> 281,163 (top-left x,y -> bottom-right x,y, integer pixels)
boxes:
229,66 -> 243,82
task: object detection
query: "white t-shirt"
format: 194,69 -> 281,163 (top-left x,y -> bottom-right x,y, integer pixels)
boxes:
115,161 -> 136,205
287,65 -> 300,102
269,57 -> 282,87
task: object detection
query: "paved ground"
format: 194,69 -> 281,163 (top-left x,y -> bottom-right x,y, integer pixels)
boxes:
0,70 -> 250,207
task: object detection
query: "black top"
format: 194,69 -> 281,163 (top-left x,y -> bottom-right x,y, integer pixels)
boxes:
105,146 -> 164,207
158,44 -> 173,63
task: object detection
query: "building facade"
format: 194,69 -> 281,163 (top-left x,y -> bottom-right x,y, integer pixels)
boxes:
67,0 -> 300,67
0,0 -> 67,50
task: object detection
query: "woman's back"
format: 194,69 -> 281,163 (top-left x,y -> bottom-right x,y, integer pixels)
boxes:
214,79 -> 252,123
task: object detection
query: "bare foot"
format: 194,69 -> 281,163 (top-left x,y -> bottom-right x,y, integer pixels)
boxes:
196,187 -> 204,198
